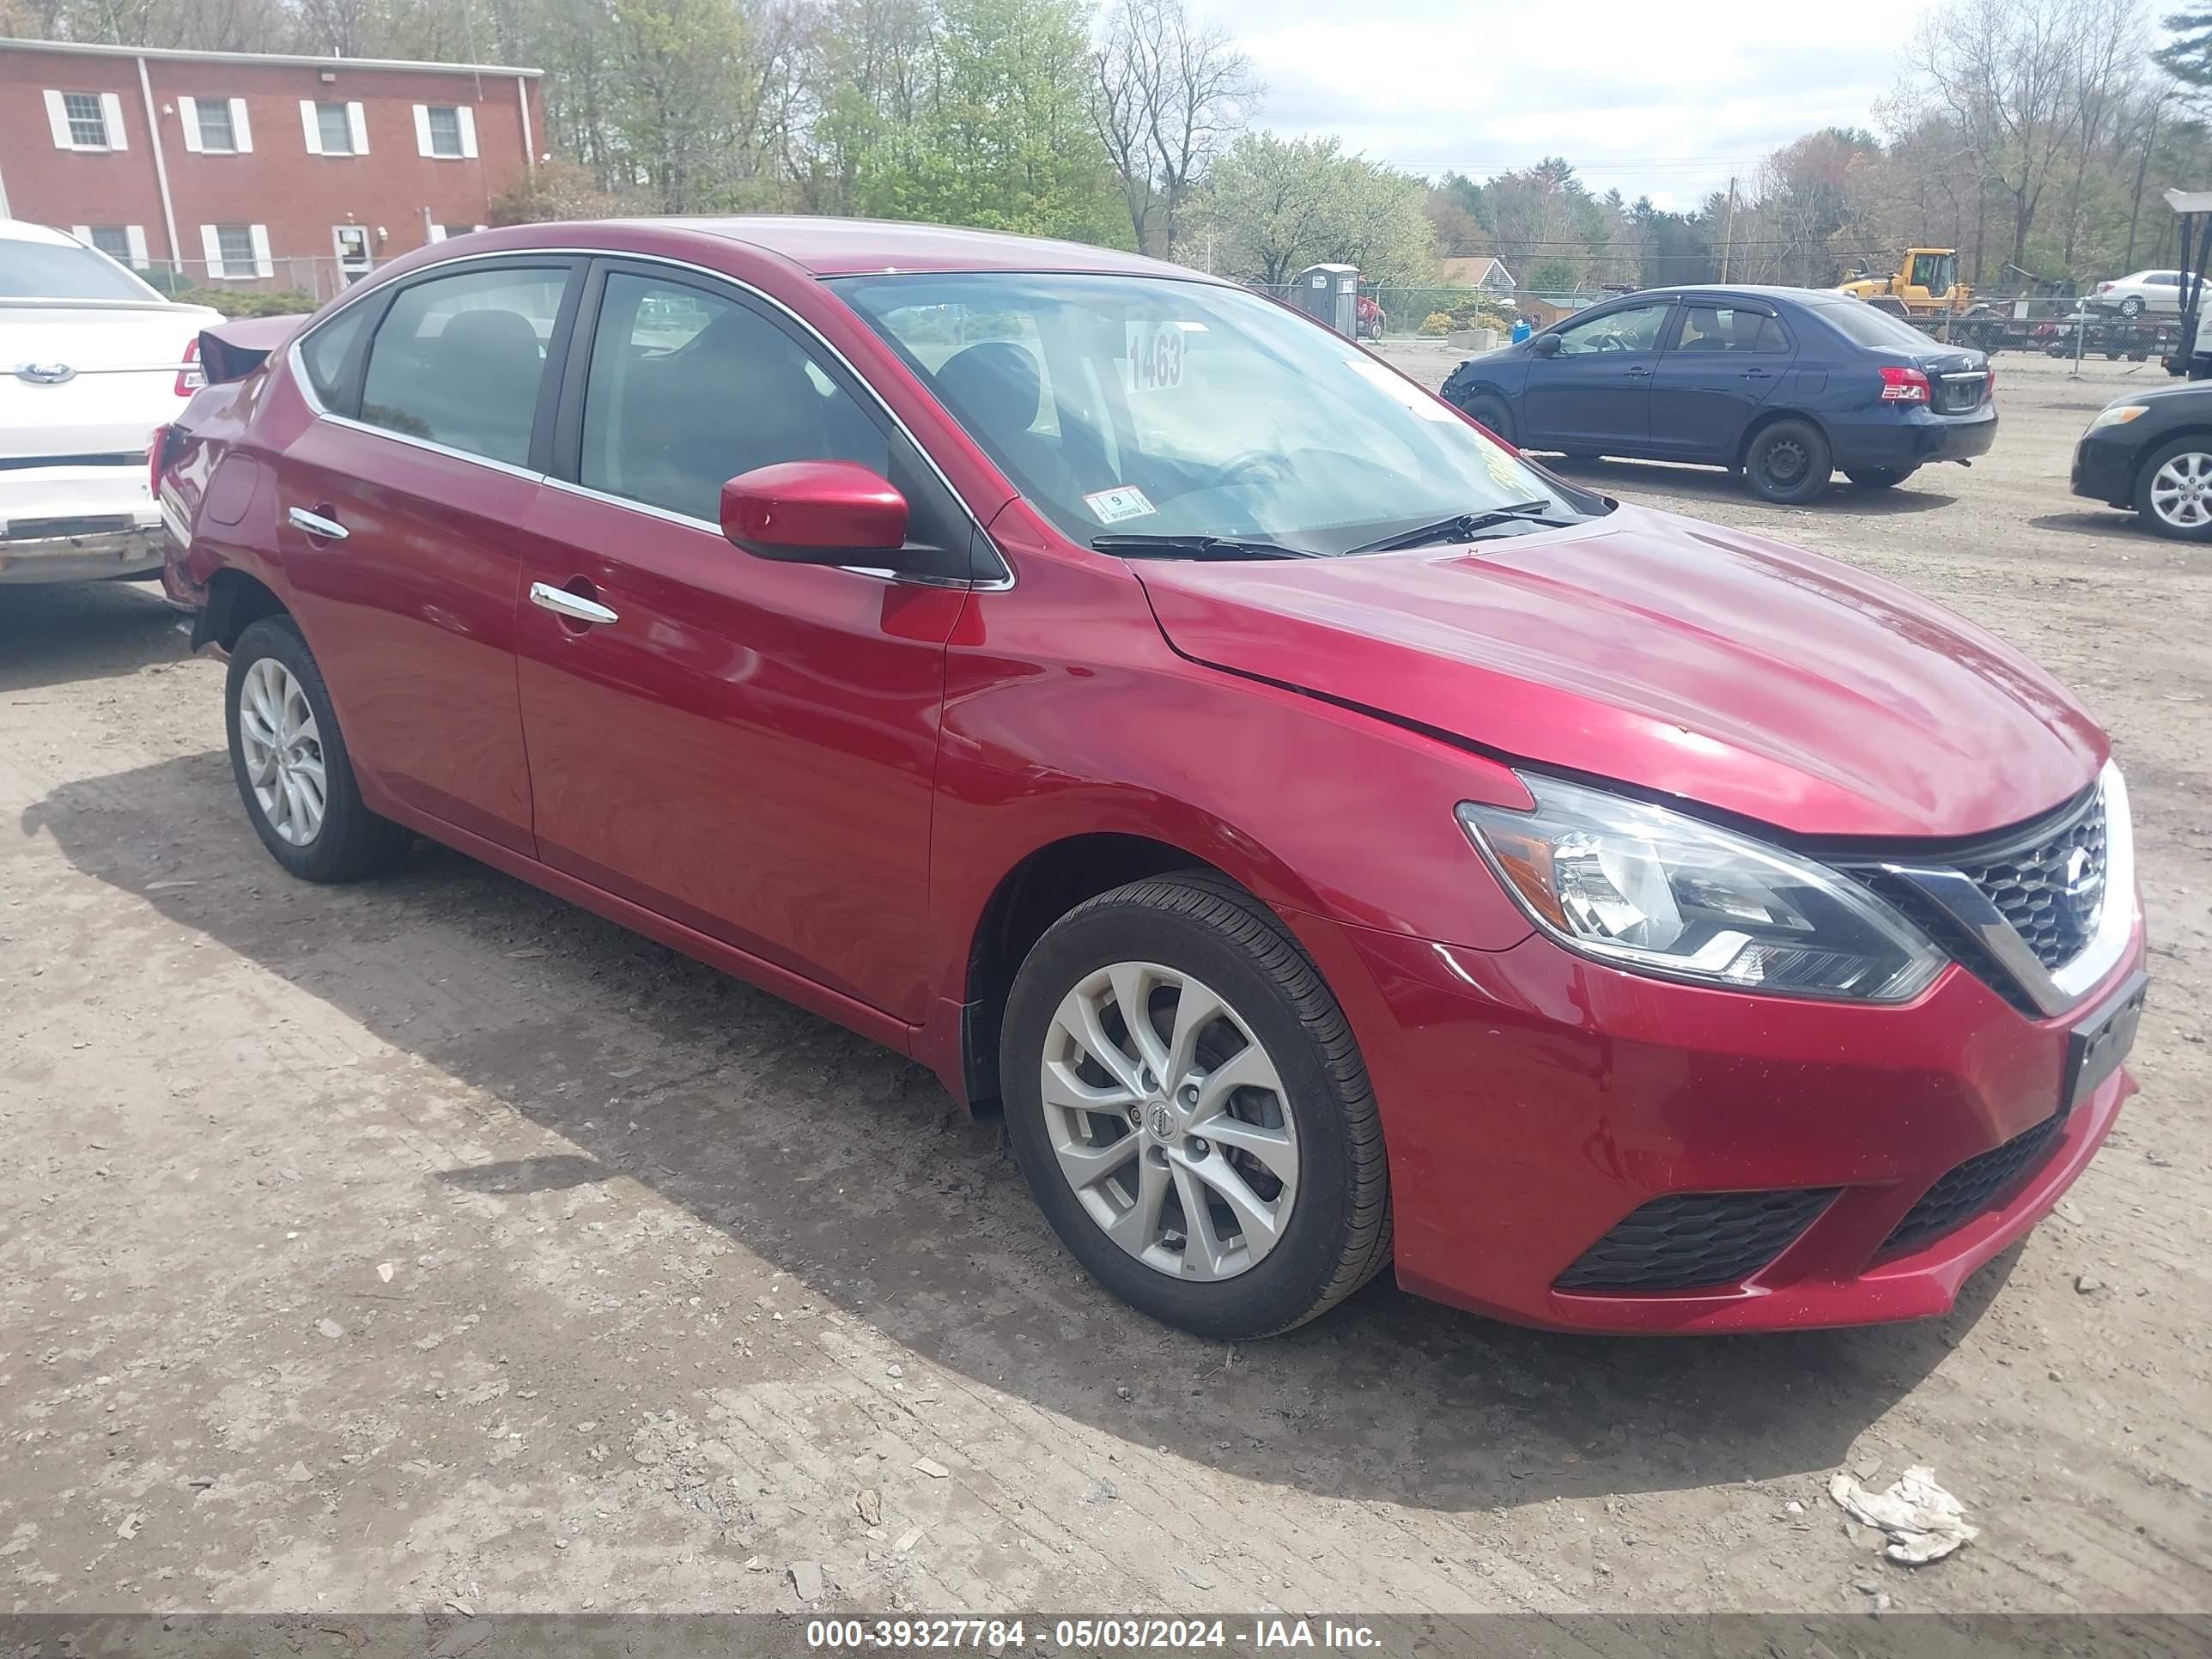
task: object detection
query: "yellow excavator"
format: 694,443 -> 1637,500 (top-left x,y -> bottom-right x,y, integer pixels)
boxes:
1835,249 -> 1972,319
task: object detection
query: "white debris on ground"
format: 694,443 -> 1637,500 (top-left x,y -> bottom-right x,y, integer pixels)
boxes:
1827,1465 -> 1979,1565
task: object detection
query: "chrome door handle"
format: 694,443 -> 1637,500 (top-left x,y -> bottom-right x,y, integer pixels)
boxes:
288,506 -> 348,540
529,580 -> 619,627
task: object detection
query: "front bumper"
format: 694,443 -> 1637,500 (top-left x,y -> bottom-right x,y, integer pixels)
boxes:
2071,431 -> 2142,507
1828,405 -> 1996,471
1301,913 -> 2143,1334
0,462 -> 162,585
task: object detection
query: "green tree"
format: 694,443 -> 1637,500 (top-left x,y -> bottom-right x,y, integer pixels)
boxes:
856,0 -> 1130,243
1200,131 -> 1434,286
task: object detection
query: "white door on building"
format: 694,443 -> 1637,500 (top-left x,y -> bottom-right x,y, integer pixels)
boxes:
332,225 -> 374,285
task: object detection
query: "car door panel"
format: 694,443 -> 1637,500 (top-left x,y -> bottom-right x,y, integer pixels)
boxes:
268,258 -> 580,855
514,262 -> 970,1024
514,487 -> 963,1019
1646,301 -> 1796,461
1520,301 -> 1673,452
272,420 -> 544,852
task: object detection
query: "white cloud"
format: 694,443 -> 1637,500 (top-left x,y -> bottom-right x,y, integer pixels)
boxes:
1201,0 -> 1948,204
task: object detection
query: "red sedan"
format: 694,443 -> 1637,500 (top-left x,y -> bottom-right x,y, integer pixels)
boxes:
156,219 -> 2146,1340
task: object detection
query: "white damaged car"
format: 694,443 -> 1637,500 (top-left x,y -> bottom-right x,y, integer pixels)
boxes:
2,219 -> 220,586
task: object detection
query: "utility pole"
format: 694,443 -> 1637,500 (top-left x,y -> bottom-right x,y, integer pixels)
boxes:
1720,175 -> 1737,283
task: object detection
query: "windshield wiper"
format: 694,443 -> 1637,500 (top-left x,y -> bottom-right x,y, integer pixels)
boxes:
1091,533 -> 1320,561
1347,501 -> 1570,554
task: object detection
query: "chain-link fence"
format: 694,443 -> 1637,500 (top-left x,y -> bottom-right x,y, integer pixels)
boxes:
124,256 -> 365,313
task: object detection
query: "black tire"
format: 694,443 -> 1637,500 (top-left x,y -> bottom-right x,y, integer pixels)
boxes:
1845,465 -> 1918,489
1462,392 -> 1516,446
2132,436 -> 2212,543
2120,295 -> 2145,318
1742,418 -> 1832,505
226,615 -> 408,882
1000,872 -> 1392,1340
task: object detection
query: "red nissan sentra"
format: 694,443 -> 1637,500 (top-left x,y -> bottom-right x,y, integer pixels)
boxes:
156,219 -> 2147,1340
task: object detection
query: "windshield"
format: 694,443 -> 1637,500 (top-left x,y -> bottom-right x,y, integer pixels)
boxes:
0,238 -> 162,302
1815,300 -> 1936,351
835,271 -> 1580,556
1910,252 -> 1956,293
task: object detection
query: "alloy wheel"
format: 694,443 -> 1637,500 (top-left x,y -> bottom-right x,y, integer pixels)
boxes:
2150,451 -> 2212,529
1039,961 -> 1300,1281
237,657 -> 328,845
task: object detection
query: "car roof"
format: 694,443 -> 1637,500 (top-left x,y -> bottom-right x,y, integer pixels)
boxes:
590,216 -> 1209,281
1615,283 -> 1857,308
0,218 -> 80,247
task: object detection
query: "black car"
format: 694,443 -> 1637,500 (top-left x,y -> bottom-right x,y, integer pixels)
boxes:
1440,284 -> 1998,505
2071,380 -> 2212,540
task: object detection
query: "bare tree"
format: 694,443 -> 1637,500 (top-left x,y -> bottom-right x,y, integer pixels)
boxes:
1908,0 -> 2104,271
1090,0 -> 1258,258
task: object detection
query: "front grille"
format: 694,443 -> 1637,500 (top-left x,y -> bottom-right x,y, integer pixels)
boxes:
1938,372 -> 1989,413
1881,1109 -> 2068,1257
1960,797 -> 2106,971
1555,1188 -> 1838,1292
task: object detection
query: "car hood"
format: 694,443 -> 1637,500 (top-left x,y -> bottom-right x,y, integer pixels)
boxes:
1133,505 -> 2105,840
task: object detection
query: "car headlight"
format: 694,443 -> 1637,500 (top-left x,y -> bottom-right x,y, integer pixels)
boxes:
1456,776 -> 1943,1002
2086,404 -> 2148,431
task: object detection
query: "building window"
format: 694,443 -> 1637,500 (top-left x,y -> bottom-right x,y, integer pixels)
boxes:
64,91 -> 108,146
88,226 -> 131,260
414,103 -> 475,159
301,100 -> 367,156
201,223 -> 270,280
216,226 -> 255,276
197,99 -> 234,150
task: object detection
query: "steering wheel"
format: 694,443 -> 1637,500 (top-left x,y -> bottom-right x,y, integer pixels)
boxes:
1212,450 -> 1290,489
1594,332 -> 1630,353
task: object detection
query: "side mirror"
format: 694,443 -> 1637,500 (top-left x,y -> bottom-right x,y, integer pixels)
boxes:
1528,333 -> 1563,357
720,460 -> 908,562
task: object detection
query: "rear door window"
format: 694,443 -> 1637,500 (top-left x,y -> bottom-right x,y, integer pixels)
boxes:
358,264 -> 571,466
1672,303 -> 1789,355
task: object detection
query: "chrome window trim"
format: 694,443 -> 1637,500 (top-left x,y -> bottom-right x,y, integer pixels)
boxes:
285,245 -> 1013,588
1876,761 -> 2136,1020
319,408 -> 547,483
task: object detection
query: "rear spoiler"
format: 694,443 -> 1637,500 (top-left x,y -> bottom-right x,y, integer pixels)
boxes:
197,313 -> 310,385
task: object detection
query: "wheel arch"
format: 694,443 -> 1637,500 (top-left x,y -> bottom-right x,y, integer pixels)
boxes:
193,567 -> 290,653
957,832 -> 1243,1112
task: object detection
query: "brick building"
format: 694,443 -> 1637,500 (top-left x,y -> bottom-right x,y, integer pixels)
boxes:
0,38 -> 544,300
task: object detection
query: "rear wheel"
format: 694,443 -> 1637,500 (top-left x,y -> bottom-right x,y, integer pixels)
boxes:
2120,295 -> 2146,318
1000,872 -> 1391,1340
226,616 -> 408,881
1846,465 -> 1918,489
2135,438 -> 2212,542
1743,418 -> 1832,505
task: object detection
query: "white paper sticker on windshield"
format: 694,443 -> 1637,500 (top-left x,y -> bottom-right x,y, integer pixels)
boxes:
1343,355 -> 1456,421
1085,485 -> 1157,524
1124,321 -> 1187,392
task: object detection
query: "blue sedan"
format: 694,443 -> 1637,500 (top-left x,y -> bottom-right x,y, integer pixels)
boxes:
1439,285 -> 1997,504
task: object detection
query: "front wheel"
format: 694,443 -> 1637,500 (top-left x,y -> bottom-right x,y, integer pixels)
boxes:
2135,438 -> 2212,542
1460,392 -> 1516,446
1743,418 -> 1832,505
1846,465 -> 1918,489
226,616 -> 408,881
1000,872 -> 1392,1339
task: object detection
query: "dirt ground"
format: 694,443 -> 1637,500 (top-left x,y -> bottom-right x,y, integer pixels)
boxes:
3,351 -> 2208,1620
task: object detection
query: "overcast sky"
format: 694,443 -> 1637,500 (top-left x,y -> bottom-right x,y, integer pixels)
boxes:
1208,0 -> 1949,210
